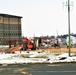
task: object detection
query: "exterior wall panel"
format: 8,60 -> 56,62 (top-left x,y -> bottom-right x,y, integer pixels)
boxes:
0,14 -> 22,45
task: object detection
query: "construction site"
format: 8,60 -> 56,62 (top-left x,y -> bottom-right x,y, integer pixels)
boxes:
0,13 -> 76,64
1,36 -> 76,54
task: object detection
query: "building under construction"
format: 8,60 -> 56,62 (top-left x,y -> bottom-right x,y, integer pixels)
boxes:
0,13 -> 22,46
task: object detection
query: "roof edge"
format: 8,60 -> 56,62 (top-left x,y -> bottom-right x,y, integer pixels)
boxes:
0,13 -> 23,18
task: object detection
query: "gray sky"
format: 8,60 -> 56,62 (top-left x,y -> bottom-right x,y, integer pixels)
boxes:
0,0 -> 76,37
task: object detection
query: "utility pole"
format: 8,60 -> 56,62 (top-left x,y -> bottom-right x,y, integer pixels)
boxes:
56,30 -> 58,37
68,0 -> 71,57
63,0 -> 73,56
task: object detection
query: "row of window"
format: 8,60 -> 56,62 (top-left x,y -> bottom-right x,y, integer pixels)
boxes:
0,24 -> 21,30
0,33 -> 21,36
4,18 -> 20,22
0,39 -> 21,44
4,33 -> 21,36
0,17 -> 21,22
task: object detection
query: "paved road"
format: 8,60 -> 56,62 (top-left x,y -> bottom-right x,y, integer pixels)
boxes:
0,63 -> 76,75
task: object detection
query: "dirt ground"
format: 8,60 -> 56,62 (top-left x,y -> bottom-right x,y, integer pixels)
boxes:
18,48 -> 76,54
4,46 -> 76,54
43,48 -> 76,53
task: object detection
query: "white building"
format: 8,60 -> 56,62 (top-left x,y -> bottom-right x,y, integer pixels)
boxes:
66,35 -> 76,44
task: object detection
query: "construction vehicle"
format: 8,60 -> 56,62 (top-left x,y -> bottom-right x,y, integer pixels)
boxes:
20,37 -> 36,50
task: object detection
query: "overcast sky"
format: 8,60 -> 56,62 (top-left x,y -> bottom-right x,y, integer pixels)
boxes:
0,0 -> 76,37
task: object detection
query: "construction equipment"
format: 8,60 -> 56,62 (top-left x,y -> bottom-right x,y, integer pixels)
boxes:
21,37 -> 36,50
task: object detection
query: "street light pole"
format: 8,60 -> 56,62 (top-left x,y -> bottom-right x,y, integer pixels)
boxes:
68,0 -> 71,56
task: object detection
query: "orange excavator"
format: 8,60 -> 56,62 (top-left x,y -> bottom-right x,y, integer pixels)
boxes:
4,37 -> 36,53
20,37 -> 36,50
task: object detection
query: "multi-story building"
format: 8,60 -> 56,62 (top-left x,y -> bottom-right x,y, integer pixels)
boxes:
0,13 -> 22,45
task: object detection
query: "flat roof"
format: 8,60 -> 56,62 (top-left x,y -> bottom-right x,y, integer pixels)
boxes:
0,13 -> 22,18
